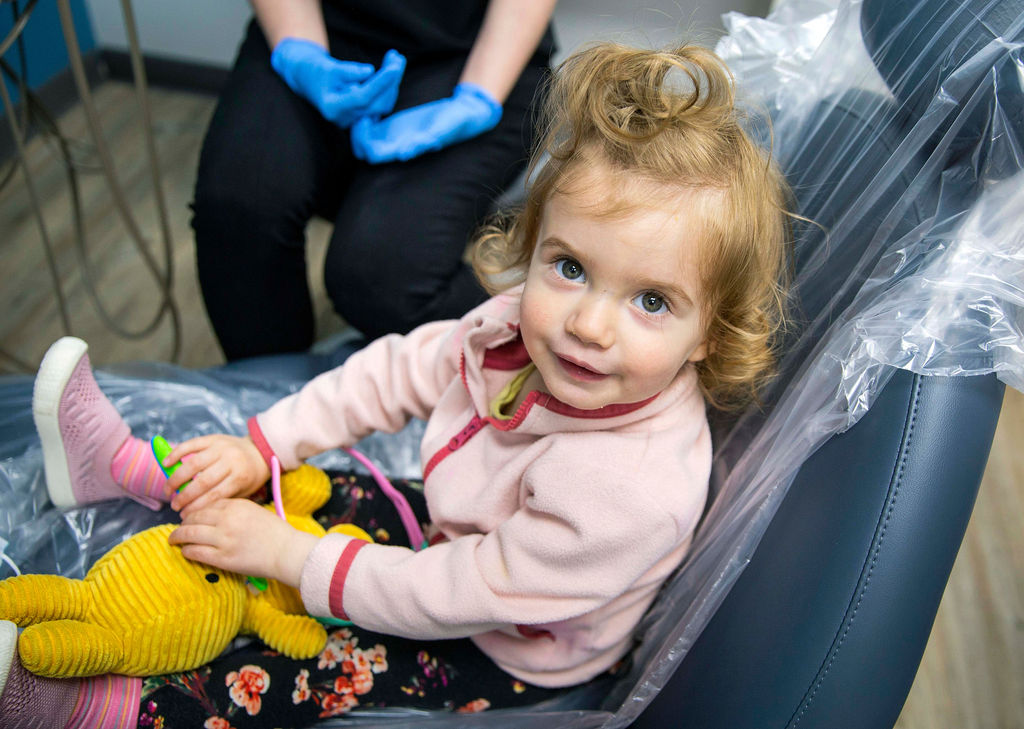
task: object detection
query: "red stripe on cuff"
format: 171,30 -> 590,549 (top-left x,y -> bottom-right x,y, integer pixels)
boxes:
328,539 -> 369,621
247,416 -> 276,468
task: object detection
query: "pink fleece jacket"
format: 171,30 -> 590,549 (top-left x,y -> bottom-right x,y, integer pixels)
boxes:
251,287 -> 711,687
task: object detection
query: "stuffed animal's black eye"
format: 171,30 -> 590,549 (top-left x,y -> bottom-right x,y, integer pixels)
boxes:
205,573 -> 219,583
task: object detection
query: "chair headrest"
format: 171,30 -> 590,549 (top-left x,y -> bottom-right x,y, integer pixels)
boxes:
860,0 -> 1024,167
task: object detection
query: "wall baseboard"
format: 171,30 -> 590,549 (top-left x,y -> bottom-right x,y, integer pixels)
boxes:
99,49 -> 229,96
1,48 -> 227,163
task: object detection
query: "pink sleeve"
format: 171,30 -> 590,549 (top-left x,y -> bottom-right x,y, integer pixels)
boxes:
254,318 -> 459,470
299,534 -> 367,620
255,293 -> 520,469
309,433 -> 707,640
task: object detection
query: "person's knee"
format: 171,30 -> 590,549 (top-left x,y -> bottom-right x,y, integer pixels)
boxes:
325,258 -> 430,338
191,163 -> 313,257
193,175 -> 251,230
325,182 -> 493,337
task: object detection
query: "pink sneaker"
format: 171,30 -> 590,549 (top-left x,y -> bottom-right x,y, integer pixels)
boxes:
32,337 -> 157,510
0,620 -> 80,729
0,621 -> 14,701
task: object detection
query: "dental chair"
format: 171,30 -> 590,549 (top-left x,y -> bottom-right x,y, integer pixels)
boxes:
632,0 -> 1022,726
0,0 -> 1020,728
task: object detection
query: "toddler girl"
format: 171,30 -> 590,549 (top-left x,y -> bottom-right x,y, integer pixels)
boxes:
0,41 -> 791,728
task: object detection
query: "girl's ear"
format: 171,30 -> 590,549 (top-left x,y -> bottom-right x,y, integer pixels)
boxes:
687,339 -> 713,363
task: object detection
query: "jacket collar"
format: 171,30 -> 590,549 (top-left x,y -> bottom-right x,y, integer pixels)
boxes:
478,333 -> 657,420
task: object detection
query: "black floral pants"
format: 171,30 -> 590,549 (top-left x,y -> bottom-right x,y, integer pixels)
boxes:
139,472 -> 565,729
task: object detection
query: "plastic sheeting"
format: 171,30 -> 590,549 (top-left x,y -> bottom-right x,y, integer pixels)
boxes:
1,0 -> 1023,726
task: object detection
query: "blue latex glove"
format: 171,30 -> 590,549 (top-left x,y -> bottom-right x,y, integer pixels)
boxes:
350,82 -> 503,163
271,39 -> 406,128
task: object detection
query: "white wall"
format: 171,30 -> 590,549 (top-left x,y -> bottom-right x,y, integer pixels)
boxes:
83,0 -> 252,66
551,0 -> 771,65
85,0 -> 771,68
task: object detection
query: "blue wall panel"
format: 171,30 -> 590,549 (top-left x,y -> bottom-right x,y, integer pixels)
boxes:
1,0 -> 97,105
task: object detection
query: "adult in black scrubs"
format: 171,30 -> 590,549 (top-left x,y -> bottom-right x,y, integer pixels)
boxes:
192,0 -> 557,360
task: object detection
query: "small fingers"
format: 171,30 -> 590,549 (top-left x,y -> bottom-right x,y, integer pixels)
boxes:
177,474 -> 258,517
174,475 -> 233,515
176,488 -> 221,517
171,527 -> 235,572
164,435 -> 218,466
169,500 -> 269,574
191,462 -> 230,492
164,452 -> 210,494
177,544 -> 222,567
168,521 -> 222,548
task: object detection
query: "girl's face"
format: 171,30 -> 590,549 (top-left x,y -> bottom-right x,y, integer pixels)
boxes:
520,172 -> 710,411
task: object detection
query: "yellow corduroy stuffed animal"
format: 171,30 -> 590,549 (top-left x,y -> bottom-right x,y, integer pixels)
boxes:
0,464 -> 369,678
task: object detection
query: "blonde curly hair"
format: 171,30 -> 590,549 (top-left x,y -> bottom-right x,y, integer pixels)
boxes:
472,42 -> 793,410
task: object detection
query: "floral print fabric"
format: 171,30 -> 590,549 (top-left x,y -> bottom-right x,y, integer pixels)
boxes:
139,472 -> 565,729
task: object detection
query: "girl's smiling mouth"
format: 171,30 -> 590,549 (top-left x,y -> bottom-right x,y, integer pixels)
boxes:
556,355 -> 608,382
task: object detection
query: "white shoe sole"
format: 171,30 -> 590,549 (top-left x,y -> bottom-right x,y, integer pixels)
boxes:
32,337 -> 89,510
0,620 -> 17,699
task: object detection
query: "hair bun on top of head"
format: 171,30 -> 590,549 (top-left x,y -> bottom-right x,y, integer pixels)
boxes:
546,43 -> 740,157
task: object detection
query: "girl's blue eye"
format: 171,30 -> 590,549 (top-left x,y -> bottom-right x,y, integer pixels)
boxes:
634,292 -> 668,315
555,258 -> 585,282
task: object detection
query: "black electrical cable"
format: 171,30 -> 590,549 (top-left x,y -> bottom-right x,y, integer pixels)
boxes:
1,0 -> 183,373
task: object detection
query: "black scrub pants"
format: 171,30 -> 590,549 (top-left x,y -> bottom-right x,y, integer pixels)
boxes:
192,21 -> 548,360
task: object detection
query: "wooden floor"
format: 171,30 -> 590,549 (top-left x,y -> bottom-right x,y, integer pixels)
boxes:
0,81 -> 343,372
1,82 -> 1020,727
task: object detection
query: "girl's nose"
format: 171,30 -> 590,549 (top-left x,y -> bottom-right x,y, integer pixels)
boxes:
567,295 -> 615,348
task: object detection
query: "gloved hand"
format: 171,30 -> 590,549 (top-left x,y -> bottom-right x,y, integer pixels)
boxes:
350,82 -> 503,163
271,39 -> 406,128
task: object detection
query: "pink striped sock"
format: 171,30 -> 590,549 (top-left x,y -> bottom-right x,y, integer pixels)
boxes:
66,674 -> 141,729
110,436 -> 169,508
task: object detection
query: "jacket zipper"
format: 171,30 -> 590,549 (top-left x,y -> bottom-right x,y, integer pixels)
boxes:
423,414 -> 486,480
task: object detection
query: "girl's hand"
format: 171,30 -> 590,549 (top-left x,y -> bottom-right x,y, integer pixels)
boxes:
168,498 -> 319,588
162,434 -> 270,516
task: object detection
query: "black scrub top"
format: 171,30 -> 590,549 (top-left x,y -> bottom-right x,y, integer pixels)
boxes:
322,0 -> 555,65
